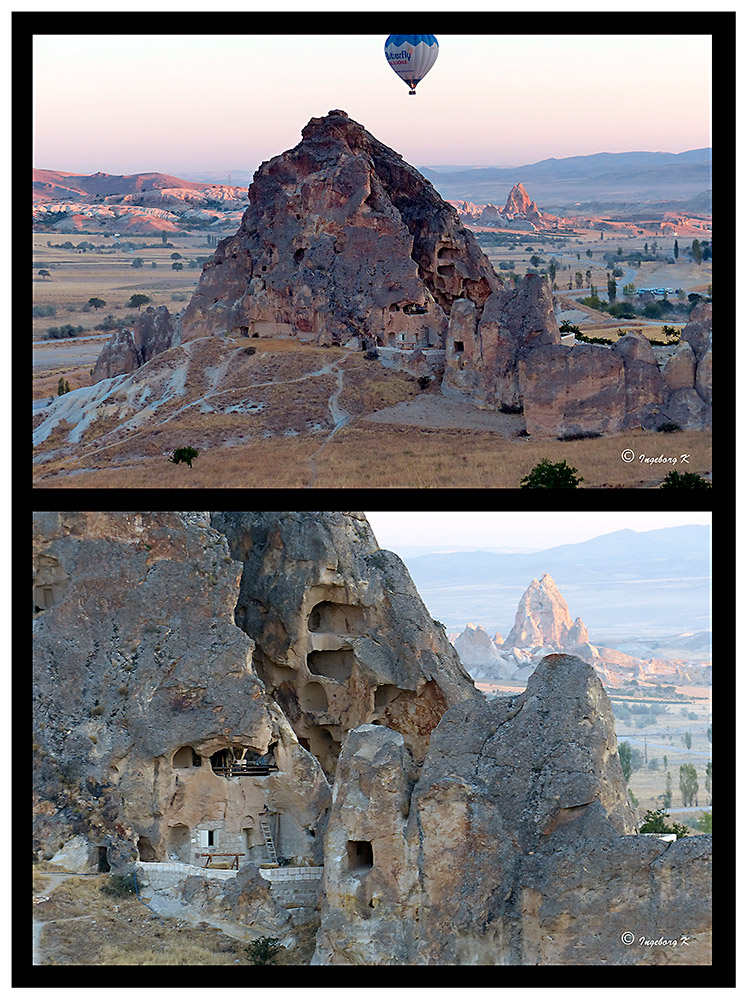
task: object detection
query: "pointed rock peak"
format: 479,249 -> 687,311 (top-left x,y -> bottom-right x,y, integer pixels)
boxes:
503,181 -> 533,215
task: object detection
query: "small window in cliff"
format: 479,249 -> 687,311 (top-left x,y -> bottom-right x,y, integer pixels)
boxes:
172,746 -> 197,769
301,681 -> 328,713
97,847 -> 111,873
346,840 -> 373,872
240,326 -> 249,337
454,341 -> 464,353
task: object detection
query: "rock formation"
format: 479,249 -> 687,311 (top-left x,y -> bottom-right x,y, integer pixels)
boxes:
211,511 -> 478,773
313,654 -> 711,964
92,305 -> 179,382
503,573 -> 576,649
33,511 -> 476,873
443,273 -> 561,410
180,110 -> 501,350
452,623 -> 515,680
452,573 -> 706,688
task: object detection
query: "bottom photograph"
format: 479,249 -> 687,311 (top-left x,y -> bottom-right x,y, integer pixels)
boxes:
31,510 -> 713,967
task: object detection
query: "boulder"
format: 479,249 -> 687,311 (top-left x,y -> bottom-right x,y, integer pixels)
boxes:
695,340 -> 712,404
613,331 -> 657,365
520,344 -> 625,438
664,386 -> 709,429
663,341 -> 697,393
91,328 -> 139,382
680,301 -> 712,362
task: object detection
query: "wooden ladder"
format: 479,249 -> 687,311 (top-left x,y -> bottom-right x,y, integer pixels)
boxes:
260,818 -> 278,864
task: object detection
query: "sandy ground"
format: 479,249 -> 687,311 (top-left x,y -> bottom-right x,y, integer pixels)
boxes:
363,393 -> 524,435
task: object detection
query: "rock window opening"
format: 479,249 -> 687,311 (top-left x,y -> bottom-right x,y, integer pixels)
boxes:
172,745 -> 200,769
454,341 -> 464,353
307,601 -> 366,635
167,824 -> 191,863
301,681 -> 329,713
347,840 -> 373,872
240,326 -> 249,337
97,847 -> 111,873
307,648 -> 355,682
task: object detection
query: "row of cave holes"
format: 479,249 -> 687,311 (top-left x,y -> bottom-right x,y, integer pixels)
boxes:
171,745 -> 277,774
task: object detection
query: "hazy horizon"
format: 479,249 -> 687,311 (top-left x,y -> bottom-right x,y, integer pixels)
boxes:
32,144 -> 712,184
33,33 -> 711,175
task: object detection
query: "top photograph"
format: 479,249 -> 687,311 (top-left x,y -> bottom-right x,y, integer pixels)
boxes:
30,26 -> 719,489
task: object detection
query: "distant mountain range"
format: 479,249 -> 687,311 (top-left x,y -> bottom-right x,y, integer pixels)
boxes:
420,148 -> 712,212
397,526 -> 711,641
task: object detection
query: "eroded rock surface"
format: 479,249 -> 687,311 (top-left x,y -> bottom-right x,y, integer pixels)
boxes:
314,654 -> 711,965
180,110 -> 501,349
92,305 -> 179,382
210,511 -> 478,773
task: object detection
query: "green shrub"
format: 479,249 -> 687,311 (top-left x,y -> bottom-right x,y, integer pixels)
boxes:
657,423 -> 681,434
100,873 -> 136,897
169,446 -> 199,468
660,470 -> 711,489
520,459 -> 583,489
244,936 -> 282,965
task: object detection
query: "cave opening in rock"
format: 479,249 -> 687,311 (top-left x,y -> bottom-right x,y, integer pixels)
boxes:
346,840 -> 373,872
137,836 -> 157,861
300,681 -> 328,713
307,648 -> 355,682
167,824 -> 192,864
97,846 -> 111,873
307,601 -> 366,635
172,745 -> 200,769
454,341 -> 464,353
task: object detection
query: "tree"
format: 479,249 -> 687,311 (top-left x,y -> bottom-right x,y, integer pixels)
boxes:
244,936 -> 282,965
574,271 -> 583,289
639,808 -> 689,839
691,239 -> 703,265
162,231 -> 168,244
607,275 -> 617,302
57,377 -> 71,396
660,470 -> 712,489
88,297 -> 106,310
698,811 -> 712,834
674,239 -> 679,259
131,257 -> 144,268
618,741 -> 633,783
170,252 -> 182,260
519,459 -> 583,489
548,260 -> 557,285
529,254 -> 541,268
684,731 -> 692,749
127,294 -> 151,311
662,770 -> 673,809
679,763 -> 699,807
705,760 -> 712,805
38,269 -> 51,280
707,723 -> 712,743
172,261 -> 184,271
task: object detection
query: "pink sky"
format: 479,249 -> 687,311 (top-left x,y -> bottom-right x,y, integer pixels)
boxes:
33,33 -> 712,177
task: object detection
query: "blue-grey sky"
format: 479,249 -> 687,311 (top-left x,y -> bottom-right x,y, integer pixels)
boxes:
365,512 -> 711,555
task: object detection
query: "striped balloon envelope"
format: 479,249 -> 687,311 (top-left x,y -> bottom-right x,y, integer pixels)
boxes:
384,35 -> 439,94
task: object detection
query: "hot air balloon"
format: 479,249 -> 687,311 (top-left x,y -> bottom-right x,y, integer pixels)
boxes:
384,34 -> 439,95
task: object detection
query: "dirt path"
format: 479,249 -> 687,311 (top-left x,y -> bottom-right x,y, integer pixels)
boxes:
305,357 -> 351,488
